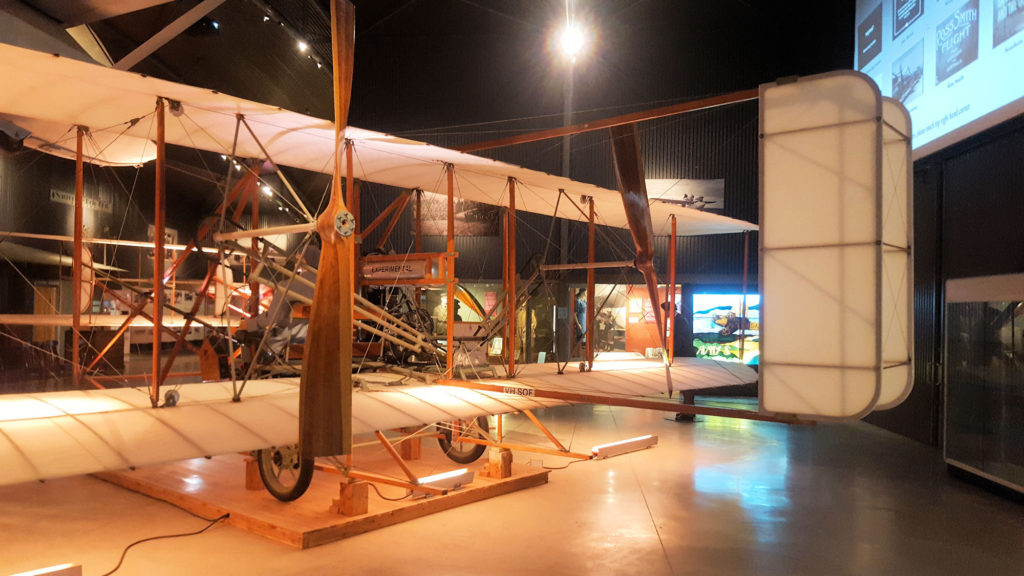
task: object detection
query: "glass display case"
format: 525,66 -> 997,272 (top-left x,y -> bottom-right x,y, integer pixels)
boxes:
944,274 -> 1024,493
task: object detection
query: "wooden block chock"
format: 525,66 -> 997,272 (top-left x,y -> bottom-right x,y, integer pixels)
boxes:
330,479 -> 369,516
399,428 -> 421,460
244,456 -> 262,491
481,447 -> 513,479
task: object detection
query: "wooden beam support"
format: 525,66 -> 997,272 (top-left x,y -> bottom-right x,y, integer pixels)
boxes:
456,88 -> 759,152
375,189 -> 412,252
439,378 -> 816,426
361,189 -> 409,238
445,164 -> 455,377
522,409 -> 568,453
506,177 -> 517,375
668,214 -> 677,364
72,126 -> 84,388
151,98 -> 166,407
586,196 -> 595,369
113,0 -> 227,71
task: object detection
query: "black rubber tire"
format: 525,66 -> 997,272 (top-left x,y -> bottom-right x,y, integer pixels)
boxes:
436,416 -> 489,464
256,445 -> 314,502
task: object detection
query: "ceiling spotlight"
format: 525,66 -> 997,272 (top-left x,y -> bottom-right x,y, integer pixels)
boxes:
220,154 -> 227,160
316,62 -> 322,69
559,24 -> 586,63
211,20 -> 219,30
263,15 -> 270,22
297,40 -> 309,52
261,185 -> 273,197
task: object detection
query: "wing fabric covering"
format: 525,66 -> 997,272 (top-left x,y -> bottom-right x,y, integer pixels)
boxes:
0,43 -> 755,237
300,0 -> 356,460
0,358 -> 755,487
609,124 -> 669,380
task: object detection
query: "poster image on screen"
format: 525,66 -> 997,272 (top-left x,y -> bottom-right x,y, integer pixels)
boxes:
995,0 -> 1024,47
893,39 -> 925,103
856,0 -> 1024,159
935,0 -> 979,84
692,293 -> 759,365
859,3 -> 884,68
894,0 -> 924,39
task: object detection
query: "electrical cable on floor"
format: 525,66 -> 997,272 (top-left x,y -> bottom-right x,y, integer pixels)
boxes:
100,513 -> 229,576
368,482 -> 413,502
542,458 -> 585,470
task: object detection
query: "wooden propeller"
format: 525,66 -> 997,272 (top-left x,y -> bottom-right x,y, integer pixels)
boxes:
299,0 -> 356,460
609,123 -> 672,394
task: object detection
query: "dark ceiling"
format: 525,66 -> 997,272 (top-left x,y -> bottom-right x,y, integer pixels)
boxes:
74,0 -> 856,135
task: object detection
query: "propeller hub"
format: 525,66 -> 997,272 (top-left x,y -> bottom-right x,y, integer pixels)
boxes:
334,211 -> 355,237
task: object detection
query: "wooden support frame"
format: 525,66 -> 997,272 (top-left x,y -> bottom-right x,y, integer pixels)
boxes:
506,177 -> 517,375
151,97 -> 166,407
361,189 -> 410,238
158,262 -> 218,384
375,188 -> 411,252
456,88 -> 759,153
445,164 -> 455,377
72,126 -> 84,388
668,214 -> 677,363
374,430 -> 419,484
439,378 -> 816,426
586,196 -> 595,369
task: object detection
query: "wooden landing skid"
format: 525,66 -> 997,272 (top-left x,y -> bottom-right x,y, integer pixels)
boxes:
94,450 -> 548,549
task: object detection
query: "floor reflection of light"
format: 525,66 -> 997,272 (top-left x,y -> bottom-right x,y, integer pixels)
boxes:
182,474 -> 204,493
694,419 -> 790,544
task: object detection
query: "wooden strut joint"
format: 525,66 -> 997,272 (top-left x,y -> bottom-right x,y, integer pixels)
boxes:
374,431 -> 419,484
522,409 -> 568,453
72,126 -> 84,388
237,116 -> 314,221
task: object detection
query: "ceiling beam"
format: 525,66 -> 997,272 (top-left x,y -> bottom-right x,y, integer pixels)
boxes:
113,0 -> 227,71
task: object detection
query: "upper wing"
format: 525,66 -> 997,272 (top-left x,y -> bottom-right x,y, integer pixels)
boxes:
0,43 -> 754,236
0,357 -> 753,487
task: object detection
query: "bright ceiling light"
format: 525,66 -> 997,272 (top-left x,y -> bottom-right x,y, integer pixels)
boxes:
297,40 -> 309,52
261,185 -> 273,197
559,24 -> 585,62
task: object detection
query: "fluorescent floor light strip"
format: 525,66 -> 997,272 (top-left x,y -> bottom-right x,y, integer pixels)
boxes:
417,468 -> 474,490
591,435 -> 658,459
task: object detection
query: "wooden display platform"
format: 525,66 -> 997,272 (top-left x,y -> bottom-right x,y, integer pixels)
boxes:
95,450 -> 549,549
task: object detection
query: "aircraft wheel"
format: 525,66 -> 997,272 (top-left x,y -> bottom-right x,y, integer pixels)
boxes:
437,416 -> 490,464
256,445 -> 313,502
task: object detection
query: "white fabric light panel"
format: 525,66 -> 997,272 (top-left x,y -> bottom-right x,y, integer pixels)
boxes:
758,71 -> 913,420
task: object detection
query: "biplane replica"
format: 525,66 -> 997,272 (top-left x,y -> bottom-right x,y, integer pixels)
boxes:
0,0 -> 914,517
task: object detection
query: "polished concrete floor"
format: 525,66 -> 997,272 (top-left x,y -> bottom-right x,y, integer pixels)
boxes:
2,400 -> 1022,576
